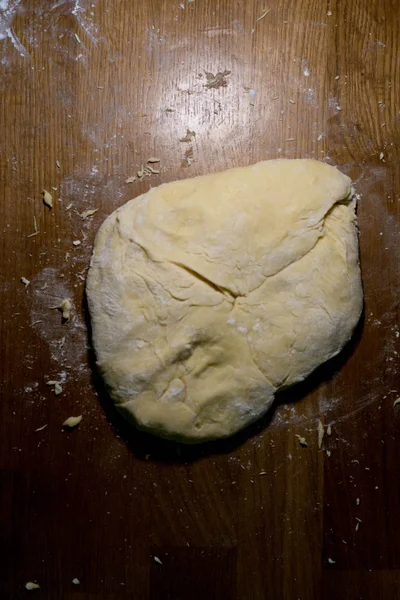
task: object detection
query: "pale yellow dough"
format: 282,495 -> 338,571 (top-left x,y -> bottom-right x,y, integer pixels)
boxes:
87,159 -> 362,442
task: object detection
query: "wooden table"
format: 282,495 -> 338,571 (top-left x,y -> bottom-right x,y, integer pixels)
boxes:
1,1 -> 399,598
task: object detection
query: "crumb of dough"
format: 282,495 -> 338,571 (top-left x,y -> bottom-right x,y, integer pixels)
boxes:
72,578 -> 80,585
35,424 -> 48,432
154,556 -> 162,564
256,8 -> 270,22
81,208 -> 98,220
327,558 -> 335,564
50,298 -> 73,321
46,380 -> 63,395
59,298 -> 72,320
317,419 -> 324,449
356,497 -> 360,505
27,216 -> 40,238
63,415 -> 83,428
326,424 -> 332,436
380,152 -> 385,161
326,450 -> 331,457
42,190 -> 53,209
66,203 -> 73,211
21,277 -> 30,286
125,176 -> 137,183
25,582 -> 40,590
73,240 -> 81,246
179,129 -> 196,143
295,434 -> 308,447
147,157 -> 160,163
137,166 -> 144,178
393,398 -> 400,407
327,10 -> 332,16
56,160 -> 61,168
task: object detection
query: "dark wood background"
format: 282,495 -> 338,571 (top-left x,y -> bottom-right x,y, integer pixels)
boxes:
0,0 -> 399,598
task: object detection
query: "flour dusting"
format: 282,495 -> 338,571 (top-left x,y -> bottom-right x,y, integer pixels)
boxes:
71,0 -> 99,45
30,267 -> 88,370
0,0 -> 28,56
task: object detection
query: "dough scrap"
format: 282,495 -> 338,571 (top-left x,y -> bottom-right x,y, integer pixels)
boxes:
87,159 -> 363,442
62,415 -> 82,428
25,582 -> 40,590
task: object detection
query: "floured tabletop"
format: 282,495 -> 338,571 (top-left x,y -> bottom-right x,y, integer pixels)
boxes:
0,1 -> 399,598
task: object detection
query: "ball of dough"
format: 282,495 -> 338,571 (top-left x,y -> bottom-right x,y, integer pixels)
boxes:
87,159 -> 362,443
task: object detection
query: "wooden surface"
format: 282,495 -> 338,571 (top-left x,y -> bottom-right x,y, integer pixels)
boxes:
0,0 -> 399,598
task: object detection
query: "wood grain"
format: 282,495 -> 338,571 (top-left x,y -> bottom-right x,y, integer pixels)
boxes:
0,0 -> 399,598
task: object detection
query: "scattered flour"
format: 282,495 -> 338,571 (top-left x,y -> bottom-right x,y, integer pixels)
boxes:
71,0 -> 99,45
0,0 -> 28,56
30,267 -> 88,368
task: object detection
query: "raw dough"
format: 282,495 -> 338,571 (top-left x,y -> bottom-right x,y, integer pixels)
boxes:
87,159 -> 362,442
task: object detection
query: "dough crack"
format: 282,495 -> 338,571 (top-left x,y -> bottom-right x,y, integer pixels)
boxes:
127,235 -> 161,263
170,261 -> 240,301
